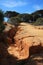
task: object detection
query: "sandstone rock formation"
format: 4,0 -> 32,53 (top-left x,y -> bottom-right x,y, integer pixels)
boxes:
3,22 -> 43,59
13,23 -> 43,60
0,22 -> 43,65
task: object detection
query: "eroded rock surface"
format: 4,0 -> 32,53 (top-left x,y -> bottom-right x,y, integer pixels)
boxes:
0,22 -> 43,65
3,22 -> 43,60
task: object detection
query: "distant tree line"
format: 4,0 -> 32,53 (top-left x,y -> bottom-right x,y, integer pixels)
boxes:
4,11 -> 19,18
0,9 -> 43,27
4,10 -> 43,25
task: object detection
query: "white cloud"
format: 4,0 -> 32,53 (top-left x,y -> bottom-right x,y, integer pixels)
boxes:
1,1 -> 27,8
33,5 -> 42,10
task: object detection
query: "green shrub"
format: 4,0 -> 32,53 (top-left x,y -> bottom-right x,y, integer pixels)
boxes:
33,18 -> 43,25
7,17 -> 21,26
0,10 -> 5,32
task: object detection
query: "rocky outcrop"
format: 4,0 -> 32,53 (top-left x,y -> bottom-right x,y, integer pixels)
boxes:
13,23 -> 43,60
0,22 -> 43,65
3,22 -> 43,60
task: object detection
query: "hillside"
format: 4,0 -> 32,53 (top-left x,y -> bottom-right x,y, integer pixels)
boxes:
0,22 -> 43,65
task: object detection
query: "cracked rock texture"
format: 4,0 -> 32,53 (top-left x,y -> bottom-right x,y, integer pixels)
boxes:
0,22 -> 43,65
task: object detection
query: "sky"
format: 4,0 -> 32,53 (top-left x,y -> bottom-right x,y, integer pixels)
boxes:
0,0 -> 43,14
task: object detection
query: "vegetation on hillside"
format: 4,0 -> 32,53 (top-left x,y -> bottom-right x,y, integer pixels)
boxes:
0,9 -> 43,26
7,17 -> 21,26
4,11 -> 19,18
33,18 -> 43,25
5,10 -> 43,25
0,10 -> 5,33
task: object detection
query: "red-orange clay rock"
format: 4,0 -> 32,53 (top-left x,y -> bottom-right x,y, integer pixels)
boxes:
4,22 -> 43,60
